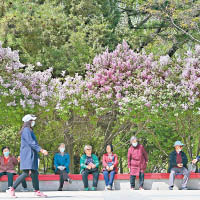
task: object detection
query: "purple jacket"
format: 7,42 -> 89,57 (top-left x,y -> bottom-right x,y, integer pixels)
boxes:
0,156 -> 18,173
128,144 -> 148,176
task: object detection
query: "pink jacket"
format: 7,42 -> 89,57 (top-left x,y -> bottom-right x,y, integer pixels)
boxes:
102,153 -> 118,173
128,144 -> 148,176
0,156 -> 18,173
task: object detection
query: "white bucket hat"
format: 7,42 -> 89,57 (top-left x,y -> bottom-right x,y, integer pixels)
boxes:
22,114 -> 37,122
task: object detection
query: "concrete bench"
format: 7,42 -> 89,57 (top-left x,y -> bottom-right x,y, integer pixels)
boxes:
0,173 -> 199,191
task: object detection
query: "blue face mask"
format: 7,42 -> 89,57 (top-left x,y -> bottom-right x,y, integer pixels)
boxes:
3,151 -> 10,157
60,148 -> 65,153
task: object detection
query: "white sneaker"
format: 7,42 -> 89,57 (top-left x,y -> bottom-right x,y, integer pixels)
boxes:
6,187 -> 17,198
107,185 -> 112,190
34,190 -> 47,198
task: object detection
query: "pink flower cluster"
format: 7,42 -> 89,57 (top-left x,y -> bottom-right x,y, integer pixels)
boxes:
1,41 -> 200,113
85,41 -> 200,111
0,42 -> 58,108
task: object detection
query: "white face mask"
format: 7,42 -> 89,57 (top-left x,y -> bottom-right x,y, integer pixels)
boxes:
31,121 -> 35,127
132,142 -> 138,147
176,149 -> 181,153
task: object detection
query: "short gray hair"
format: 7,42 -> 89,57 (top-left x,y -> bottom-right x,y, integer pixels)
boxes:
130,136 -> 137,143
84,145 -> 92,152
58,143 -> 65,150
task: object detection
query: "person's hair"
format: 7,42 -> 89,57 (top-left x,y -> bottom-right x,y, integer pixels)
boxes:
130,136 -> 137,144
2,146 -> 10,152
84,145 -> 92,152
106,144 -> 113,152
19,121 -> 32,135
58,143 -> 65,150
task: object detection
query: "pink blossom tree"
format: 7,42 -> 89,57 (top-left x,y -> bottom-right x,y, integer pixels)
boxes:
1,41 -> 200,166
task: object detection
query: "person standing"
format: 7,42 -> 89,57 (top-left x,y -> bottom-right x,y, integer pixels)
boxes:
102,144 -> 118,190
168,141 -> 190,190
54,143 -> 72,191
6,114 -> 48,198
128,136 -> 148,190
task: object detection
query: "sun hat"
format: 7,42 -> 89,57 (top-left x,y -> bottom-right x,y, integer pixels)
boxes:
22,114 -> 37,122
174,141 -> 184,147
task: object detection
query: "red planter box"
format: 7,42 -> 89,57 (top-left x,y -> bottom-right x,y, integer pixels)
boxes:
0,173 -> 199,181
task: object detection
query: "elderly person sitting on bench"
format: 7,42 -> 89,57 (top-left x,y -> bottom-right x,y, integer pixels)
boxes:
0,147 -> 18,189
168,141 -> 190,190
192,156 -> 200,172
54,143 -> 72,191
80,145 -> 99,191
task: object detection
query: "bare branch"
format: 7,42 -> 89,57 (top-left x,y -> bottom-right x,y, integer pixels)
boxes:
169,16 -> 200,44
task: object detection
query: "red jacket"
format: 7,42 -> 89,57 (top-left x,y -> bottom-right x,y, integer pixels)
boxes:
102,153 -> 118,173
128,144 -> 148,176
0,156 -> 18,173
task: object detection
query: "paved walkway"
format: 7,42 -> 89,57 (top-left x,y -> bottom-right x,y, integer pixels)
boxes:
0,190 -> 199,200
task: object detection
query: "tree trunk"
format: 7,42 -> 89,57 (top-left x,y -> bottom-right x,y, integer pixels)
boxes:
119,157 -> 123,174
65,134 -> 74,173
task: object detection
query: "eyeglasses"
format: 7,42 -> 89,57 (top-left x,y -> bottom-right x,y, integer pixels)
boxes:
86,149 -> 91,151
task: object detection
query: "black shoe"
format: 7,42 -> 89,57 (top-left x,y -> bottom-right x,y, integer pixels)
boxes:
169,186 -> 173,190
58,187 -> 62,191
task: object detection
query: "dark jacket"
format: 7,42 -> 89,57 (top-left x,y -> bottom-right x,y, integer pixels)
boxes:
168,150 -> 188,173
20,127 -> 41,170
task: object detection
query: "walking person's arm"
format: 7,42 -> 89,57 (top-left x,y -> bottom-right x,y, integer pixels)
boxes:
22,127 -> 48,155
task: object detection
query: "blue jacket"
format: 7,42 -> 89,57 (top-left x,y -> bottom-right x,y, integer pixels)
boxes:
54,153 -> 70,173
20,127 -> 41,170
197,156 -> 200,161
